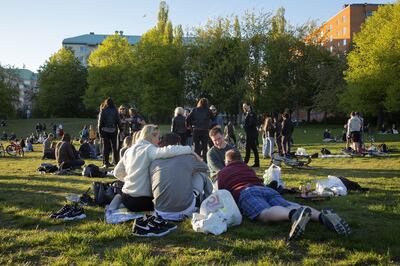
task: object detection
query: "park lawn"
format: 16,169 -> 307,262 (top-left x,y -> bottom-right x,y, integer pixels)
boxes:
1,121 -> 400,265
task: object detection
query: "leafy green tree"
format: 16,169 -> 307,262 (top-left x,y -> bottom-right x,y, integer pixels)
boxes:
184,16 -> 249,115
341,2 -> 400,125
133,1 -> 186,122
35,48 -> 87,117
84,34 -> 136,110
0,66 -> 19,118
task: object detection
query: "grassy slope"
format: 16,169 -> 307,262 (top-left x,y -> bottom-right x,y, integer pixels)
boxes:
0,119 -> 400,265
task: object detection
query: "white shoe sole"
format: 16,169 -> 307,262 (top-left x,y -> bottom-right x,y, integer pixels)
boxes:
63,214 -> 86,221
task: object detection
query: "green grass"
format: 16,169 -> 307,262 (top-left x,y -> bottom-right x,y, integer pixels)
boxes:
1,119 -> 400,265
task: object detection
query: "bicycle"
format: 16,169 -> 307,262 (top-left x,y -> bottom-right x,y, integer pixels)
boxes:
6,140 -> 24,157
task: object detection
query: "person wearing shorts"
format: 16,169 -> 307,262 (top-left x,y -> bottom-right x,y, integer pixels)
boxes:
217,148 -> 351,240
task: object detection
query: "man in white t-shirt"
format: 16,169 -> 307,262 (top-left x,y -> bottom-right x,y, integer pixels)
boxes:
347,112 -> 362,152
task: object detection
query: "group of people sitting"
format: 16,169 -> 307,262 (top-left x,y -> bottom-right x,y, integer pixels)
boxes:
112,125 -> 351,239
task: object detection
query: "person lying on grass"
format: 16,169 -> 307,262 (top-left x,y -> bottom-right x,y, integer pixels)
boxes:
217,148 -> 351,241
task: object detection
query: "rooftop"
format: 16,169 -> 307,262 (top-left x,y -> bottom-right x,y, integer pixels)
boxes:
13,69 -> 37,81
63,32 -> 141,46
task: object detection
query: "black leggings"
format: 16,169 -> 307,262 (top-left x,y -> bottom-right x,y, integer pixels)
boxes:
121,193 -> 154,212
193,129 -> 209,162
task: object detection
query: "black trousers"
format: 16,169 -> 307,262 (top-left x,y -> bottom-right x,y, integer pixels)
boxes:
244,132 -> 259,165
121,193 -> 154,212
177,132 -> 187,146
193,129 -> 209,162
102,132 -> 118,165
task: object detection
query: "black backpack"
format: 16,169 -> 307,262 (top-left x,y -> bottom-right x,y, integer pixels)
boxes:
338,176 -> 369,192
92,180 -> 124,206
321,148 -> 331,155
82,164 -> 106,178
37,163 -> 58,173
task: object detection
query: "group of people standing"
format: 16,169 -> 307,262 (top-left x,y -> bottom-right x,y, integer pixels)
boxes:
97,98 -> 146,168
260,112 -> 294,159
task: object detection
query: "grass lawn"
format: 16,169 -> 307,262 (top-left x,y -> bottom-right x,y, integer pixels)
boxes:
1,119 -> 400,265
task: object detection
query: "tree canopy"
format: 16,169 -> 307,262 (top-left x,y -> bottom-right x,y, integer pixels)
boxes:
341,2 -> 400,124
35,48 -> 87,117
0,66 -> 19,118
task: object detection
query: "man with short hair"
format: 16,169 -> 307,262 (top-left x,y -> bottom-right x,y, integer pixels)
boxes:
217,148 -> 351,240
281,112 -> 294,156
347,111 -> 362,153
207,127 -> 234,181
242,103 -> 259,167
150,133 -> 212,221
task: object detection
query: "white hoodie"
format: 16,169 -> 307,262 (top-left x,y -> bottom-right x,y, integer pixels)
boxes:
114,139 -> 192,197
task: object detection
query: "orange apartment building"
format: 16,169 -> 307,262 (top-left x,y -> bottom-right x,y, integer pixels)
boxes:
309,3 -> 383,54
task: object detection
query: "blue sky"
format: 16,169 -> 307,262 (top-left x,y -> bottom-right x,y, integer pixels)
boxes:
0,0 -> 389,72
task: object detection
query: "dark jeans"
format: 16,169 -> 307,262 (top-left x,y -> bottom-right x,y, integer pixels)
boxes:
121,193 -> 154,212
193,129 -> 209,162
244,132 -> 259,165
276,136 -> 283,155
42,150 -> 55,159
282,135 -> 291,155
102,132 -> 118,165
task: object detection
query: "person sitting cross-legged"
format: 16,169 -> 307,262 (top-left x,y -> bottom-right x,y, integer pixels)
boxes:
217,148 -> 351,240
114,124 -> 195,237
150,133 -> 212,221
55,133 -> 85,170
42,133 -> 55,159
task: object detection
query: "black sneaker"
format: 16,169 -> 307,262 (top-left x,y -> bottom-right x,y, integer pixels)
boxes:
50,204 -> 72,218
289,207 -> 312,241
320,208 -> 351,236
57,205 -> 86,221
132,216 -> 170,237
149,215 -> 177,232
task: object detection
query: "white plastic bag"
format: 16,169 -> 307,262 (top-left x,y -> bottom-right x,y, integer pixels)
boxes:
192,212 -> 227,235
315,175 -> 347,196
191,190 -> 242,234
263,164 -> 284,187
295,147 -> 308,156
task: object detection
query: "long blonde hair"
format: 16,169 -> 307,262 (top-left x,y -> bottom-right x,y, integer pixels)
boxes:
139,124 -> 159,142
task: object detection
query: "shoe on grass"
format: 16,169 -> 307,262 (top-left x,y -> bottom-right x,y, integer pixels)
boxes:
321,208 -> 351,236
50,204 -> 72,218
149,215 -> 177,232
289,207 -> 312,241
132,215 -> 170,237
59,205 -> 86,221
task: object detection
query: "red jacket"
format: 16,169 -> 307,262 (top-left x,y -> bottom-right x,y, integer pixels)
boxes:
217,160 -> 263,201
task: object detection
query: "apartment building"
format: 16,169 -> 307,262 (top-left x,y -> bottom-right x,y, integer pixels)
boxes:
62,31 -> 141,66
309,3 -> 383,54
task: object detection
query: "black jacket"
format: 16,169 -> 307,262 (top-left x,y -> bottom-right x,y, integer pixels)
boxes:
98,107 -> 120,135
186,107 -> 212,130
281,119 -> 294,137
171,115 -> 187,134
244,111 -> 258,135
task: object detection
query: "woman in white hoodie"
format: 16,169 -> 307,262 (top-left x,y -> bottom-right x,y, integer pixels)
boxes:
114,124 -> 193,212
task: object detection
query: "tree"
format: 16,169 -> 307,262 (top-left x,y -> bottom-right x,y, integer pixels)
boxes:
35,48 -> 87,117
84,34 -> 136,110
341,2 -> 400,125
184,16 -> 249,115
133,1 -> 186,122
0,66 -> 19,118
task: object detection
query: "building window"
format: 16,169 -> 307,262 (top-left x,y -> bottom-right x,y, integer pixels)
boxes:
320,31 -> 324,37
343,27 -> 347,35
343,15 -> 346,23
365,10 -> 373,17
343,39 -> 347,46
330,46 -> 333,52
330,35 -> 333,42
329,25 -> 333,31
